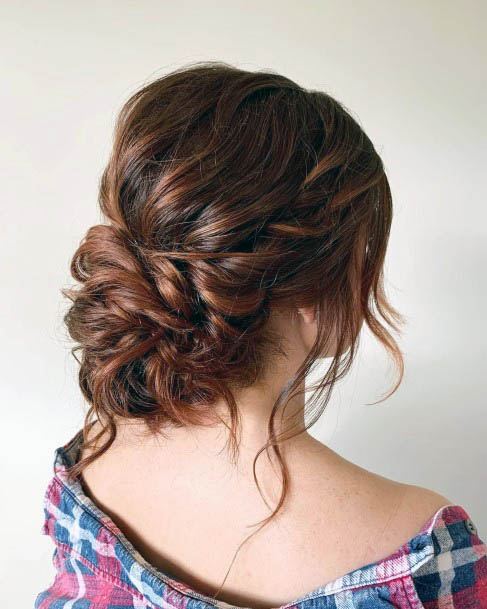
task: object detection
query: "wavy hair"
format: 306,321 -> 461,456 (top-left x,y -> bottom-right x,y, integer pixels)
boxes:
62,60 -> 404,591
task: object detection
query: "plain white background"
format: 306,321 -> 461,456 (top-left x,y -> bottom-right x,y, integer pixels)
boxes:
1,1 -> 486,606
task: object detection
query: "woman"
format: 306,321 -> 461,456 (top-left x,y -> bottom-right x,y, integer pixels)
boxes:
35,61 -> 487,609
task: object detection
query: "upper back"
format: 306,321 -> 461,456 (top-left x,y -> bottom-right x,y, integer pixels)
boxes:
78,422 -> 453,609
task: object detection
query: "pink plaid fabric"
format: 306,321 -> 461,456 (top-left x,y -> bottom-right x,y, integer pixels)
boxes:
35,430 -> 487,608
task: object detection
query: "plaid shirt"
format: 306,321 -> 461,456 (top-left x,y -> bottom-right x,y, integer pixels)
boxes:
35,430 -> 487,609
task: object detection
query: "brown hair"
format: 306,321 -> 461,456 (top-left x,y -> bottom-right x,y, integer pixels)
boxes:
62,60 -> 404,588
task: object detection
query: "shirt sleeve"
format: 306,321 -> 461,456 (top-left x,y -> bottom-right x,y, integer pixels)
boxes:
411,505 -> 487,608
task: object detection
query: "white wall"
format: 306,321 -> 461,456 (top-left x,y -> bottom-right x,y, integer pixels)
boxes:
1,1 -> 485,606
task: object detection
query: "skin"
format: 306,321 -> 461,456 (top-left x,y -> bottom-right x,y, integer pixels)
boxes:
81,305 -> 453,609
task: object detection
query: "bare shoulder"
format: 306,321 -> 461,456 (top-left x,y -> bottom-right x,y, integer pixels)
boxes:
306,442 -> 455,550
397,482 -> 454,514
352,464 -> 455,550
284,442 -> 456,576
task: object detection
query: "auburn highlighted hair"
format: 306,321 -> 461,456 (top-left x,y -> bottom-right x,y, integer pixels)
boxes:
62,61 -> 404,589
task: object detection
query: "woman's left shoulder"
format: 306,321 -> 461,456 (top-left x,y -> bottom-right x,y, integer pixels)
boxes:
402,486 -> 487,607
399,482 -> 454,517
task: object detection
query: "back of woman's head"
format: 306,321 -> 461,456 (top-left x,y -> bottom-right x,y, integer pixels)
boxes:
63,60 -> 404,513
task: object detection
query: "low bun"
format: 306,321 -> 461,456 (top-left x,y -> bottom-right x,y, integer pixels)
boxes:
63,222 -> 283,428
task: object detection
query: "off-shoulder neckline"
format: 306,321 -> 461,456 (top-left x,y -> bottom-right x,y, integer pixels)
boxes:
49,429 -> 471,609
